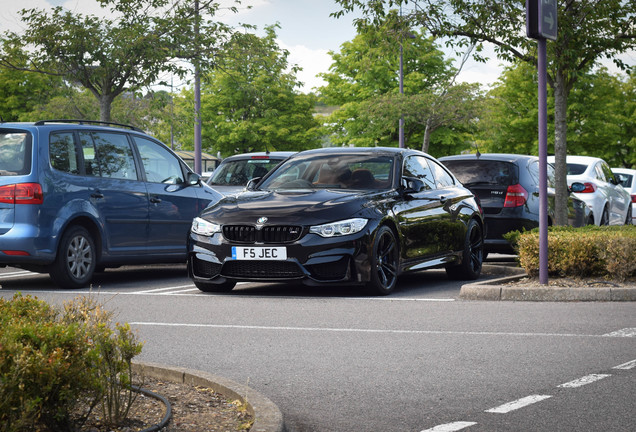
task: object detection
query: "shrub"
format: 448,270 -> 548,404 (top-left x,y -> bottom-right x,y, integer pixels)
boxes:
0,294 -> 143,432
505,225 -> 636,280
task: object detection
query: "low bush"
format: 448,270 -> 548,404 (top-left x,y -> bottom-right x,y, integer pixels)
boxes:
0,294 -> 143,432
505,225 -> 636,280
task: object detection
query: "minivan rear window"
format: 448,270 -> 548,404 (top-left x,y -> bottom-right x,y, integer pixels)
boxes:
0,131 -> 31,176
442,160 -> 516,187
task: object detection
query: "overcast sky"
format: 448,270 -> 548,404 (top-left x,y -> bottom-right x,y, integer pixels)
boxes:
2,0 -> 630,94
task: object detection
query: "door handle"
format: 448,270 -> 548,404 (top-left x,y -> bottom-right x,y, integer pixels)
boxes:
90,192 -> 104,199
150,196 -> 162,204
439,195 -> 447,204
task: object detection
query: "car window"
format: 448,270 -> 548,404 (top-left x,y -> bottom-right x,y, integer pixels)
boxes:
403,156 -> 435,190
0,131 -> 30,176
50,132 -> 80,174
566,163 -> 587,175
546,163 -> 556,188
614,172 -> 633,188
600,162 -> 615,183
593,163 -> 606,182
442,160 -> 515,187
133,136 -> 184,184
427,159 -> 455,188
208,158 -> 282,186
79,132 -> 137,180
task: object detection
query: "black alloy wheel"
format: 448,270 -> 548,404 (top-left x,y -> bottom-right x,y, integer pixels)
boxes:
366,225 -> 399,295
446,219 -> 483,280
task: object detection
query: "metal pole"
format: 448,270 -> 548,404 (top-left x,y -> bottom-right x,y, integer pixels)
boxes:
194,0 -> 202,174
398,41 -> 405,148
538,38 -> 548,285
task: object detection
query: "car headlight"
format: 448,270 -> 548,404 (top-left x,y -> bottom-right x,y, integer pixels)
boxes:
309,218 -> 368,238
191,217 -> 221,236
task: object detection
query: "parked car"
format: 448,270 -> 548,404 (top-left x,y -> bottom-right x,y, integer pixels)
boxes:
187,147 -> 484,295
612,167 -> 636,224
439,153 -> 594,255
206,151 -> 295,195
0,120 -> 221,288
548,155 -> 632,225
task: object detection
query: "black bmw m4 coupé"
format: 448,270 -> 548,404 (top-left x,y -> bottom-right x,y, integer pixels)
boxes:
187,147 -> 484,295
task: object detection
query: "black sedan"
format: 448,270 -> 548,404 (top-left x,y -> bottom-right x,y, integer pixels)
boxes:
187,147 -> 484,295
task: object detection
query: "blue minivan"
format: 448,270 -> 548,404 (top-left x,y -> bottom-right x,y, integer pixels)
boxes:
0,120 -> 220,288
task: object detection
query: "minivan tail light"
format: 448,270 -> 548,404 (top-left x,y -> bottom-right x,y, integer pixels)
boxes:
503,184 -> 528,207
0,183 -> 44,204
631,194 -> 636,204
578,182 -> 597,193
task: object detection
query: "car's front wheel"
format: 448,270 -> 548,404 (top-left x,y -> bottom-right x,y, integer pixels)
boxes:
600,206 -> 610,225
49,225 -> 96,289
625,205 -> 633,225
366,225 -> 399,296
195,280 -> 237,293
446,219 -> 483,280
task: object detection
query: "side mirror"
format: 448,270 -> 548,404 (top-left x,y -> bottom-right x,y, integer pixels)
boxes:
186,172 -> 201,186
246,177 -> 261,190
569,182 -> 586,193
402,177 -> 424,193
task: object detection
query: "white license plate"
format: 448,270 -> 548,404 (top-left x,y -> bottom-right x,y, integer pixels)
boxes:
231,246 -> 287,260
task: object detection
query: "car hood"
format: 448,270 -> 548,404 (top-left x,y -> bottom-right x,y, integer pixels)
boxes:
199,189 -> 387,225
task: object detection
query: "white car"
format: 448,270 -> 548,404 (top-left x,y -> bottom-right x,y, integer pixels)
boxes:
612,167 -> 636,224
548,155 -> 632,225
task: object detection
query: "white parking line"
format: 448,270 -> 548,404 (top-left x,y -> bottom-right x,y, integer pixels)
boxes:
557,374 -> 611,388
0,270 -> 34,279
420,421 -> 477,432
133,285 -> 195,294
485,395 -> 552,414
613,359 -> 636,370
603,328 -> 636,337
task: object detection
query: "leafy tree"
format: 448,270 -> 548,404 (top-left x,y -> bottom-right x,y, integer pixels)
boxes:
0,0 -> 237,122
478,64 -> 635,168
318,12 -> 478,155
334,0 -> 636,224
0,64 -> 65,121
171,26 -> 323,156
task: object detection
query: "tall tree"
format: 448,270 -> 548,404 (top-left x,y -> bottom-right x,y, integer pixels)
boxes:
318,12 -> 477,155
171,26 -> 323,156
334,0 -> 636,224
0,0 -> 237,122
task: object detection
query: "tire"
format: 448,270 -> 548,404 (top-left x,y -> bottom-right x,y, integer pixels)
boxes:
625,205 -> 633,225
600,206 -> 609,225
446,219 -> 483,281
195,280 -> 236,293
365,225 -> 399,296
49,226 -> 96,289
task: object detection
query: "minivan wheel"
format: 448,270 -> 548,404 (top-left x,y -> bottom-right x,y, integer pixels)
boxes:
49,226 -> 96,289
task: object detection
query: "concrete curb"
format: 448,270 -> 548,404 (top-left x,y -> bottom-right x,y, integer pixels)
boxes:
132,361 -> 284,432
461,273 -> 636,301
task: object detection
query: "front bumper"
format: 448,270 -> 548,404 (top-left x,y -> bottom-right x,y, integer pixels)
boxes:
187,229 -> 373,287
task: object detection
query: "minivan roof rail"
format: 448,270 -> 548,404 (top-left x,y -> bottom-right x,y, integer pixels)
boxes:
34,119 -> 143,132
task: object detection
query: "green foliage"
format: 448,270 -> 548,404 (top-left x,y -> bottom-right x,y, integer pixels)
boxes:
0,294 -> 143,432
0,66 -> 65,122
505,226 -> 636,281
0,1 -> 237,122
172,26 -> 323,156
318,12 -> 478,153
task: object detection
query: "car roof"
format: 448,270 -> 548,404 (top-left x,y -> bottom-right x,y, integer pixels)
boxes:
561,155 -> 605,164
289,146 -> 422,159
611,167 -> 636,174
439,153 -> 538,163
220,151 -> 296,162
1,120 -> 145,132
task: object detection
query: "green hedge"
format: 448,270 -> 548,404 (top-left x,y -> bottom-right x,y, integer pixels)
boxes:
0,294 -> 143,432
505,225 -> 636,280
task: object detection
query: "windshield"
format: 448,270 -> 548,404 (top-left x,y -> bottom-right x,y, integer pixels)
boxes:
258,153 -> 394,191
0,131 -> 31,176
207,158 -> 283,186
442,160 -> 517,187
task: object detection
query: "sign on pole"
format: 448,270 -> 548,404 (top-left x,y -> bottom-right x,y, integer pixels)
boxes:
527,0 -> 558,41
526,0 -> 557,285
